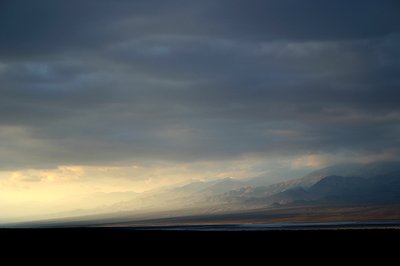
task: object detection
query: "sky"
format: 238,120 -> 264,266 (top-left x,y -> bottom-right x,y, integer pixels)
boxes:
0,0 -> 400,220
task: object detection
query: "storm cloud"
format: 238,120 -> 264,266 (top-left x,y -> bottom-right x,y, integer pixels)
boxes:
0,0 -> 400,169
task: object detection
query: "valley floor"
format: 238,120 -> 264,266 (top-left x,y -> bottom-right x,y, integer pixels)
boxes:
103,203 -> 400,227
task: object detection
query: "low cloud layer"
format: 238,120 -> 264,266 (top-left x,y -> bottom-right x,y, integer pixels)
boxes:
0,0 -> 399,170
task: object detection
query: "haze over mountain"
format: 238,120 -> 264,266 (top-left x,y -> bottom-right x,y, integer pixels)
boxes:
3,161 -> 400,226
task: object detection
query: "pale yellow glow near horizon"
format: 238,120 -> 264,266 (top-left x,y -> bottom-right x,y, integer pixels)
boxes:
1,152 -> 382,221
0,157 -> 278,220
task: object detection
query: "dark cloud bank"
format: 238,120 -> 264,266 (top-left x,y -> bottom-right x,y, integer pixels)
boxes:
0,0 -> 399,169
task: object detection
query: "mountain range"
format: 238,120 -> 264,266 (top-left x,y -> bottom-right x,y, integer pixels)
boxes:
5,161 -> 400,226
214,161 -> 400,208
97,161 -> 400,216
